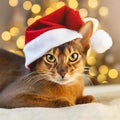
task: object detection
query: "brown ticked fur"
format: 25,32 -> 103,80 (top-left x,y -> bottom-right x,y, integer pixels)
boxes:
0,21 -> 94,108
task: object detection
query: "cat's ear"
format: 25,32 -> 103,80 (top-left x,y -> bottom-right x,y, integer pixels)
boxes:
76,21 -> 93,54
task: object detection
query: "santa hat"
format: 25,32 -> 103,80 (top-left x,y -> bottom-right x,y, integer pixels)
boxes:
23,5 -> 112,69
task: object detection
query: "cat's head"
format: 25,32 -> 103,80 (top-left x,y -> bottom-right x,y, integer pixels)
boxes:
31,21 -> 93,85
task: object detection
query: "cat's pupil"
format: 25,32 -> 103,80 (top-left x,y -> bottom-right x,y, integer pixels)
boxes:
69,53 -> 78,62
48,55 -> 53,60
72,53 -> 77,59
46,54 -> 56,63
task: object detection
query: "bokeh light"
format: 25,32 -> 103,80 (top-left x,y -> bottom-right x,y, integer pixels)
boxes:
88,0 -> 98,9
15,50 -> 24,56
99,6 -> 109,17
99,65 -> 109,75
79,8 -> 88,18
56,1 -> 65,9
97,74 -> 107,83
45,7 -> 55,15
108,69 -> 119,79
1,31 -> 11,41
34,15 -> 42,21
27,17 -> 35,26
68,0 -> 78,9
87,56 -> 96,65
23,1 -> 32,11
8,49 -> 16,54
16,35 -> 25,49
9,0 -> 18,7
10,27 -> 19,36
31,4 -> 41,14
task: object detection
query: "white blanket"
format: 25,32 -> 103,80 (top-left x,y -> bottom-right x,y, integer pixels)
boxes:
0,85 -> 120,120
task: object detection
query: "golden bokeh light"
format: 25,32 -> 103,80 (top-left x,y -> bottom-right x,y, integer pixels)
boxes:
99,6 -> 109,17
16,35 -> 25,49
102,80 -> 108,84
27,17 -> 35,26
9,49 -> 24,56
87,56 -> 96,65
97,74 -> 107,83
10,27 -> 19,36
56,1 -> 65,9
68,0 -> 78,9
34,15 -> 42,21
1,31 -> 11,41
87,48 -> 97,58
88,0 -> 98,9
15,50 -> 24,56
9,0 -> 18,7
79,8 -> 88,18
99,65 -> 109,75
108,69 -> 119,79
45,7 -> 55,15
31,4 -> 41,14
8,49 -> 16,54
23,1 -> 32,11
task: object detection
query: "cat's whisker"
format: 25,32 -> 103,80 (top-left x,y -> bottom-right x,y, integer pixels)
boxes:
80,65 -> 89,67
21,71 -> 52,86
73,67 -> 89,73
71,68 -> 94,86
84,69 -> 89,71
83,74 -> 95,86
76,66 -> 90,69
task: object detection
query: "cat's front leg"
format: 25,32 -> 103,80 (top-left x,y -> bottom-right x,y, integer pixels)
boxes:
76,95 -> 94,104
53,98 -> 73,108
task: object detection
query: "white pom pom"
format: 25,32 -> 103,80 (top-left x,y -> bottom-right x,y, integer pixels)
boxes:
90,30 -> 113,53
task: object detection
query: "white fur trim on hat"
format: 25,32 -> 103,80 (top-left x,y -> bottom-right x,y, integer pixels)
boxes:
23,28 -> 82,69
90,30 -> 113,53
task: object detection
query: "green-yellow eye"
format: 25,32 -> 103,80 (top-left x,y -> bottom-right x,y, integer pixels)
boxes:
46,54 -> 56,63
69,53 -> 79,62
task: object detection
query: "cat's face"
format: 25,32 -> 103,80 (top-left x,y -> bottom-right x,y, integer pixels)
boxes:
30,21 -> 93,85
33,40 -> 86,85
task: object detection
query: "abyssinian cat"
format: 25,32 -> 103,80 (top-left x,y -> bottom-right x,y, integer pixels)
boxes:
0,21 -> 94,108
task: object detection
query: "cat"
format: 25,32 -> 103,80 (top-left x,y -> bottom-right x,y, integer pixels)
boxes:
0,21 -> 94,108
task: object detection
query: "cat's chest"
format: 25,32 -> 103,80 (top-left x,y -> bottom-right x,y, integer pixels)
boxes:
37,78 -> 84,104
51,80 -> 84,103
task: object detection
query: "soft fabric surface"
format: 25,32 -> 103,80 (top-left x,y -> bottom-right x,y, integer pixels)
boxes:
0,85 -> 120,120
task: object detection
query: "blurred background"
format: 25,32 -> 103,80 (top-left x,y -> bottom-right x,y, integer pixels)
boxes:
0,0 -> 120,85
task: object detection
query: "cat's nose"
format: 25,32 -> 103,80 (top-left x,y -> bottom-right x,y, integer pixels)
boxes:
60,71 -> 66,78
57,68 -> 67,78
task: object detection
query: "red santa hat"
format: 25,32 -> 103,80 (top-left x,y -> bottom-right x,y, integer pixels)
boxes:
23,5 -> 112,69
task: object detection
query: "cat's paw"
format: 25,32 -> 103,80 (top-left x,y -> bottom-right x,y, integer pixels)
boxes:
54,99 -> 72,107
76,95 -> 94,104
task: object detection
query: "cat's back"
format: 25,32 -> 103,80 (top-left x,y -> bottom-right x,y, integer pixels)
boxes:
0,49 -> 28,92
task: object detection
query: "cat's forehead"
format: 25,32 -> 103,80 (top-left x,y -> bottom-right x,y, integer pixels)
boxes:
48,45 -> 74,55
47,41 -> 83,55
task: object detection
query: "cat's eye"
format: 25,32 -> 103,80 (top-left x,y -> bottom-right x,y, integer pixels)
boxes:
45,54 -> 56,63
69,53 -> 79,62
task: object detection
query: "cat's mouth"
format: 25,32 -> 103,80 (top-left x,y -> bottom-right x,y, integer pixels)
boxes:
57,78 -> 69,84
51,74 -> 78,85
